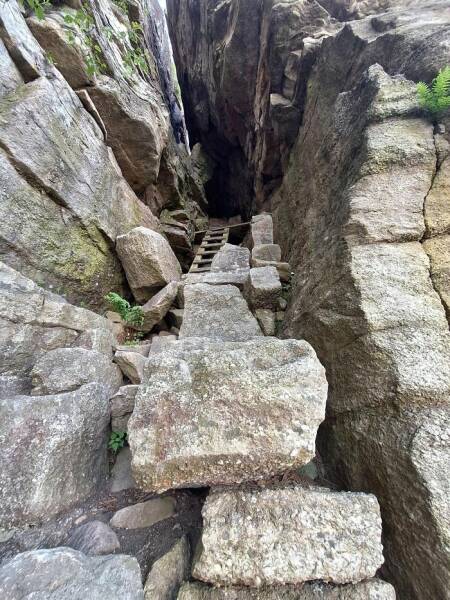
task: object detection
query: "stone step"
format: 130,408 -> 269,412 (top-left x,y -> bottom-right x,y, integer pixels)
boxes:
128,337 -> 327,492
183,244 -> 250,289
178,579 -> 396,599
192,486 -> 385,587
179,283 -> 262,341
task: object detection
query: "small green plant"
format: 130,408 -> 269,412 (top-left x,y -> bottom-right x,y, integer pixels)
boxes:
123,331 -> 145,345
108,431 -> 127,453
112,0 -> 128,13
63,5 -> 107,76
417,66 -> 450,119
18,0 -> 51,20
105,292 -> 144,328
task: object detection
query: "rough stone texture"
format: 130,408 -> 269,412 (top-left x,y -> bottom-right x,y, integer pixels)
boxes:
67,521 -> 121,556
76,328 -> 116,357
250,259 -> 291,282
179,284 -> 262,341
211,243 -> 250,273
252,244 -> 282,263
0,17 -> 158,309
269,41 -> 450,600
0,383 -> 110,528
111,385 -> 139,432
110,497 -> 176,529
110,447 -> 136,492
140,281 -> 179,332
183,244 -> 251,289
129,337 -> 327,492
0,547 -> 144,600
251,214 -> 274,246
0,262 -> 114,390
144,536 -> 190,600
244,266 -> 281,310
193,486 -> 384,587
31,347 -> 122,396
114,351 -> 148,384
116,227 -> 182,302
255,309 -> 276,336
178,580 -> 396,600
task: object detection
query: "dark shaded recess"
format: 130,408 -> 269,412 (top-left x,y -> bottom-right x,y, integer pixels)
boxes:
180,77 -> 253,220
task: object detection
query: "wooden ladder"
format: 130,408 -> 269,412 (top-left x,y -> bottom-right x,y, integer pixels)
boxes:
188,227 -> 229,273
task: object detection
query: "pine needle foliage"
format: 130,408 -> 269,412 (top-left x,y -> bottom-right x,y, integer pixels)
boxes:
105,292 -> 144,328
417,66 -> 450,117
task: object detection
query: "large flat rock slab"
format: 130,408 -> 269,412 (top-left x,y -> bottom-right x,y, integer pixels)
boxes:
0,547 -> 144,599
129,337 -> 327,492
193,486 -> 384,587
179,284 -> 262,341
178,579 -> 396,599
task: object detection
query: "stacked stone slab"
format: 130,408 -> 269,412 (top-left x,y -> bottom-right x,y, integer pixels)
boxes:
250,214 -> 291,282
125,214 -> 394,599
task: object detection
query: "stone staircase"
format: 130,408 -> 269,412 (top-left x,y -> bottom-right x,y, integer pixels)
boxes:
126,214 -> 396,599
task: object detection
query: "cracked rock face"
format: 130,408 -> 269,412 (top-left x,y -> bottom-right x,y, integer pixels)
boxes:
193,486 -> 384,587
128,337 -> 327,492
0,548 -> 144,600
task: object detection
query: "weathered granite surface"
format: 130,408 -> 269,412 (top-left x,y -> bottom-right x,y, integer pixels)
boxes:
179,284 -> 262,341
0,548 -> 144,599
0,383 -> 110,528
178,580 -> 396,600
193,486 -> 384,586
129,337 -> 327,492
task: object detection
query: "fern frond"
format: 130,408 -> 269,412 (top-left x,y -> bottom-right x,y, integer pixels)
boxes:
417,66 -> 450,118
432,66 -> 450,97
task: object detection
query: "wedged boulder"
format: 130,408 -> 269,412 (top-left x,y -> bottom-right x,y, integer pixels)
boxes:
178,580 -> 396,599
179,284 -> 262,341
110,447 -> 136,493
66,521 -> 120,556
31,347 -> 122,396
251,214 -> 274,246
27,10 -> 92,88
116,227 -> 182,302
111,385 -> 139,432
0,383 -> 110,528
144,536 -> 190,600
255,309 -> 276,336
250,259 -> 291,282
140,281 -> 179,333
193,486 -> 384,587
110,497 -> 176,530
244,266 -> 282,310
129,337 -> 327,492
251,243 -> 282,263
114,351 -> 147,384
0,547 -> 144,599
76,328 -> 116,357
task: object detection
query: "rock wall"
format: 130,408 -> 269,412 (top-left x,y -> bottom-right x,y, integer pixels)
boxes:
167,1 -> 450,599
0,0 -> 205,310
